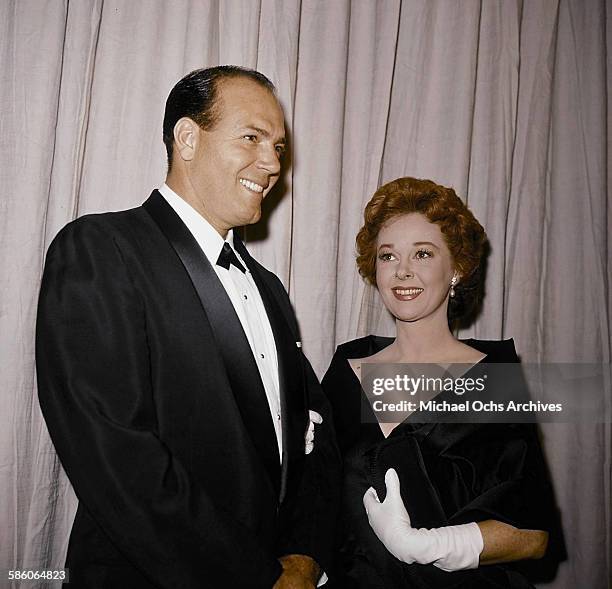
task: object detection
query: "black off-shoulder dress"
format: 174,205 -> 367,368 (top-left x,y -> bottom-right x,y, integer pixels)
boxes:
322,336 -> 561,589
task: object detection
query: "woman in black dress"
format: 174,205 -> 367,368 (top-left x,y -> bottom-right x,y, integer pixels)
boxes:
322,177 -> 558,588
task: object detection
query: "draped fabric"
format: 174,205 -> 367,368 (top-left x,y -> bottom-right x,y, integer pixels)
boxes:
1,1 -> 609,587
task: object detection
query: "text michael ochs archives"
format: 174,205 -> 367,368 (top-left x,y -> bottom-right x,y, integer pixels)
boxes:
370,398 -> 563,414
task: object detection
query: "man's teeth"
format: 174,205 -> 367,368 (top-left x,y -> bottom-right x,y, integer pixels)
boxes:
239,179 -> 264,193
395,288 -> 423,295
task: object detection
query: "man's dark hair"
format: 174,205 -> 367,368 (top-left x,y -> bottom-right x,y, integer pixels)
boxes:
162,65 -> 276,170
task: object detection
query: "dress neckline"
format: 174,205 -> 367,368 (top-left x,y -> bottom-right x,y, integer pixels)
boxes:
344,337 -> 490,440
346,337 -> 490,379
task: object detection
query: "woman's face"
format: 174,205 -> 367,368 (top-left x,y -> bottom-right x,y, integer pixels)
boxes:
375,213 -> 456,324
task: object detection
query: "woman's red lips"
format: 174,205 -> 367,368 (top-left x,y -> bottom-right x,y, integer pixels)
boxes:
391,287 -> 424,301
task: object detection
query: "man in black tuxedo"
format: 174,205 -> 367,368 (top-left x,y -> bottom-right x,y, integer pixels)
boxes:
36,66 -> 340,588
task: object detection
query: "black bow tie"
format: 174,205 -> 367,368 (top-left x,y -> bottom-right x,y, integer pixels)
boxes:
216,242 -> 246,273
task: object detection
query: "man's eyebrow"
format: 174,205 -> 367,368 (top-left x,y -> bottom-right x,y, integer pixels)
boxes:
244,126 -> 286,144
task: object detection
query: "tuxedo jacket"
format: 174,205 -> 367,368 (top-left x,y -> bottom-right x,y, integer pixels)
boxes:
36,191 -> 340,589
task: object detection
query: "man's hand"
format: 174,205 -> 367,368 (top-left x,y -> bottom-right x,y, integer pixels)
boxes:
304,410 -> 323,455
363,468 -> 483,571
272,554 -> 320,589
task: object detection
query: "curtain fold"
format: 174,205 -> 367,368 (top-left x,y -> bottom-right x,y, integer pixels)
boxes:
1,1 -> 609,587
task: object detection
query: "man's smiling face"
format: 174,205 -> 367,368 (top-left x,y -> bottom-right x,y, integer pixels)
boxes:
182,77 -> 286,236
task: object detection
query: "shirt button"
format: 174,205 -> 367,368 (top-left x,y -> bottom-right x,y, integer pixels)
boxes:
277,413 -> 281,420
260,353 -> 265,358
243,294 -> 248,300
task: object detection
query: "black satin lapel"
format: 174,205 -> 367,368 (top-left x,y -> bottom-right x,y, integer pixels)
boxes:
142,192 -> 281,493
234,236 -> 305,504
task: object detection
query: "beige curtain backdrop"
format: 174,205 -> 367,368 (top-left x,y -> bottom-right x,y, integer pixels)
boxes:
1,1 -> 609,587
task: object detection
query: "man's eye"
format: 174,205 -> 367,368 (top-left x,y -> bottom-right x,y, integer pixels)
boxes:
243,135 -> 257,142
415,249 -> 433,260
275,145 -> 286,157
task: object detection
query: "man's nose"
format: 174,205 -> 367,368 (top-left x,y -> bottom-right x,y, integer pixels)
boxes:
256,143 -> 281,175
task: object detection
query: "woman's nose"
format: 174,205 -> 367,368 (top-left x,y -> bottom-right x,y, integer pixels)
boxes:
394,263 -> 413,280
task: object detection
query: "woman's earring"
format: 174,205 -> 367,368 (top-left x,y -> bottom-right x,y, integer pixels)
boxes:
450,276 -> 457,298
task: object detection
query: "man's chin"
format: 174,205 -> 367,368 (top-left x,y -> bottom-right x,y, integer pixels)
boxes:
243,209 -> 262,226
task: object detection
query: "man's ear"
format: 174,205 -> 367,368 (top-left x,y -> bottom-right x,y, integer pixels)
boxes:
173,117 -> 199,161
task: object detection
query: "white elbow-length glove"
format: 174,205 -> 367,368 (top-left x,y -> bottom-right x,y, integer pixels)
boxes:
363,468 -> 483,571
304,410 -> 323,454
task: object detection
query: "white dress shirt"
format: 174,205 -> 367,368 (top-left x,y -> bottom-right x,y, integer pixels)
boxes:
158,184 -> 283,459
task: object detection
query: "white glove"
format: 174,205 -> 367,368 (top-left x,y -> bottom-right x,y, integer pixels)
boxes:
304,410 -> 323,454
363,468 -> 483,571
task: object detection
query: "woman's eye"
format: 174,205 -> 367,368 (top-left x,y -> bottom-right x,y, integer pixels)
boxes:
415,249 -> 433,260
378,252 -> 395,262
